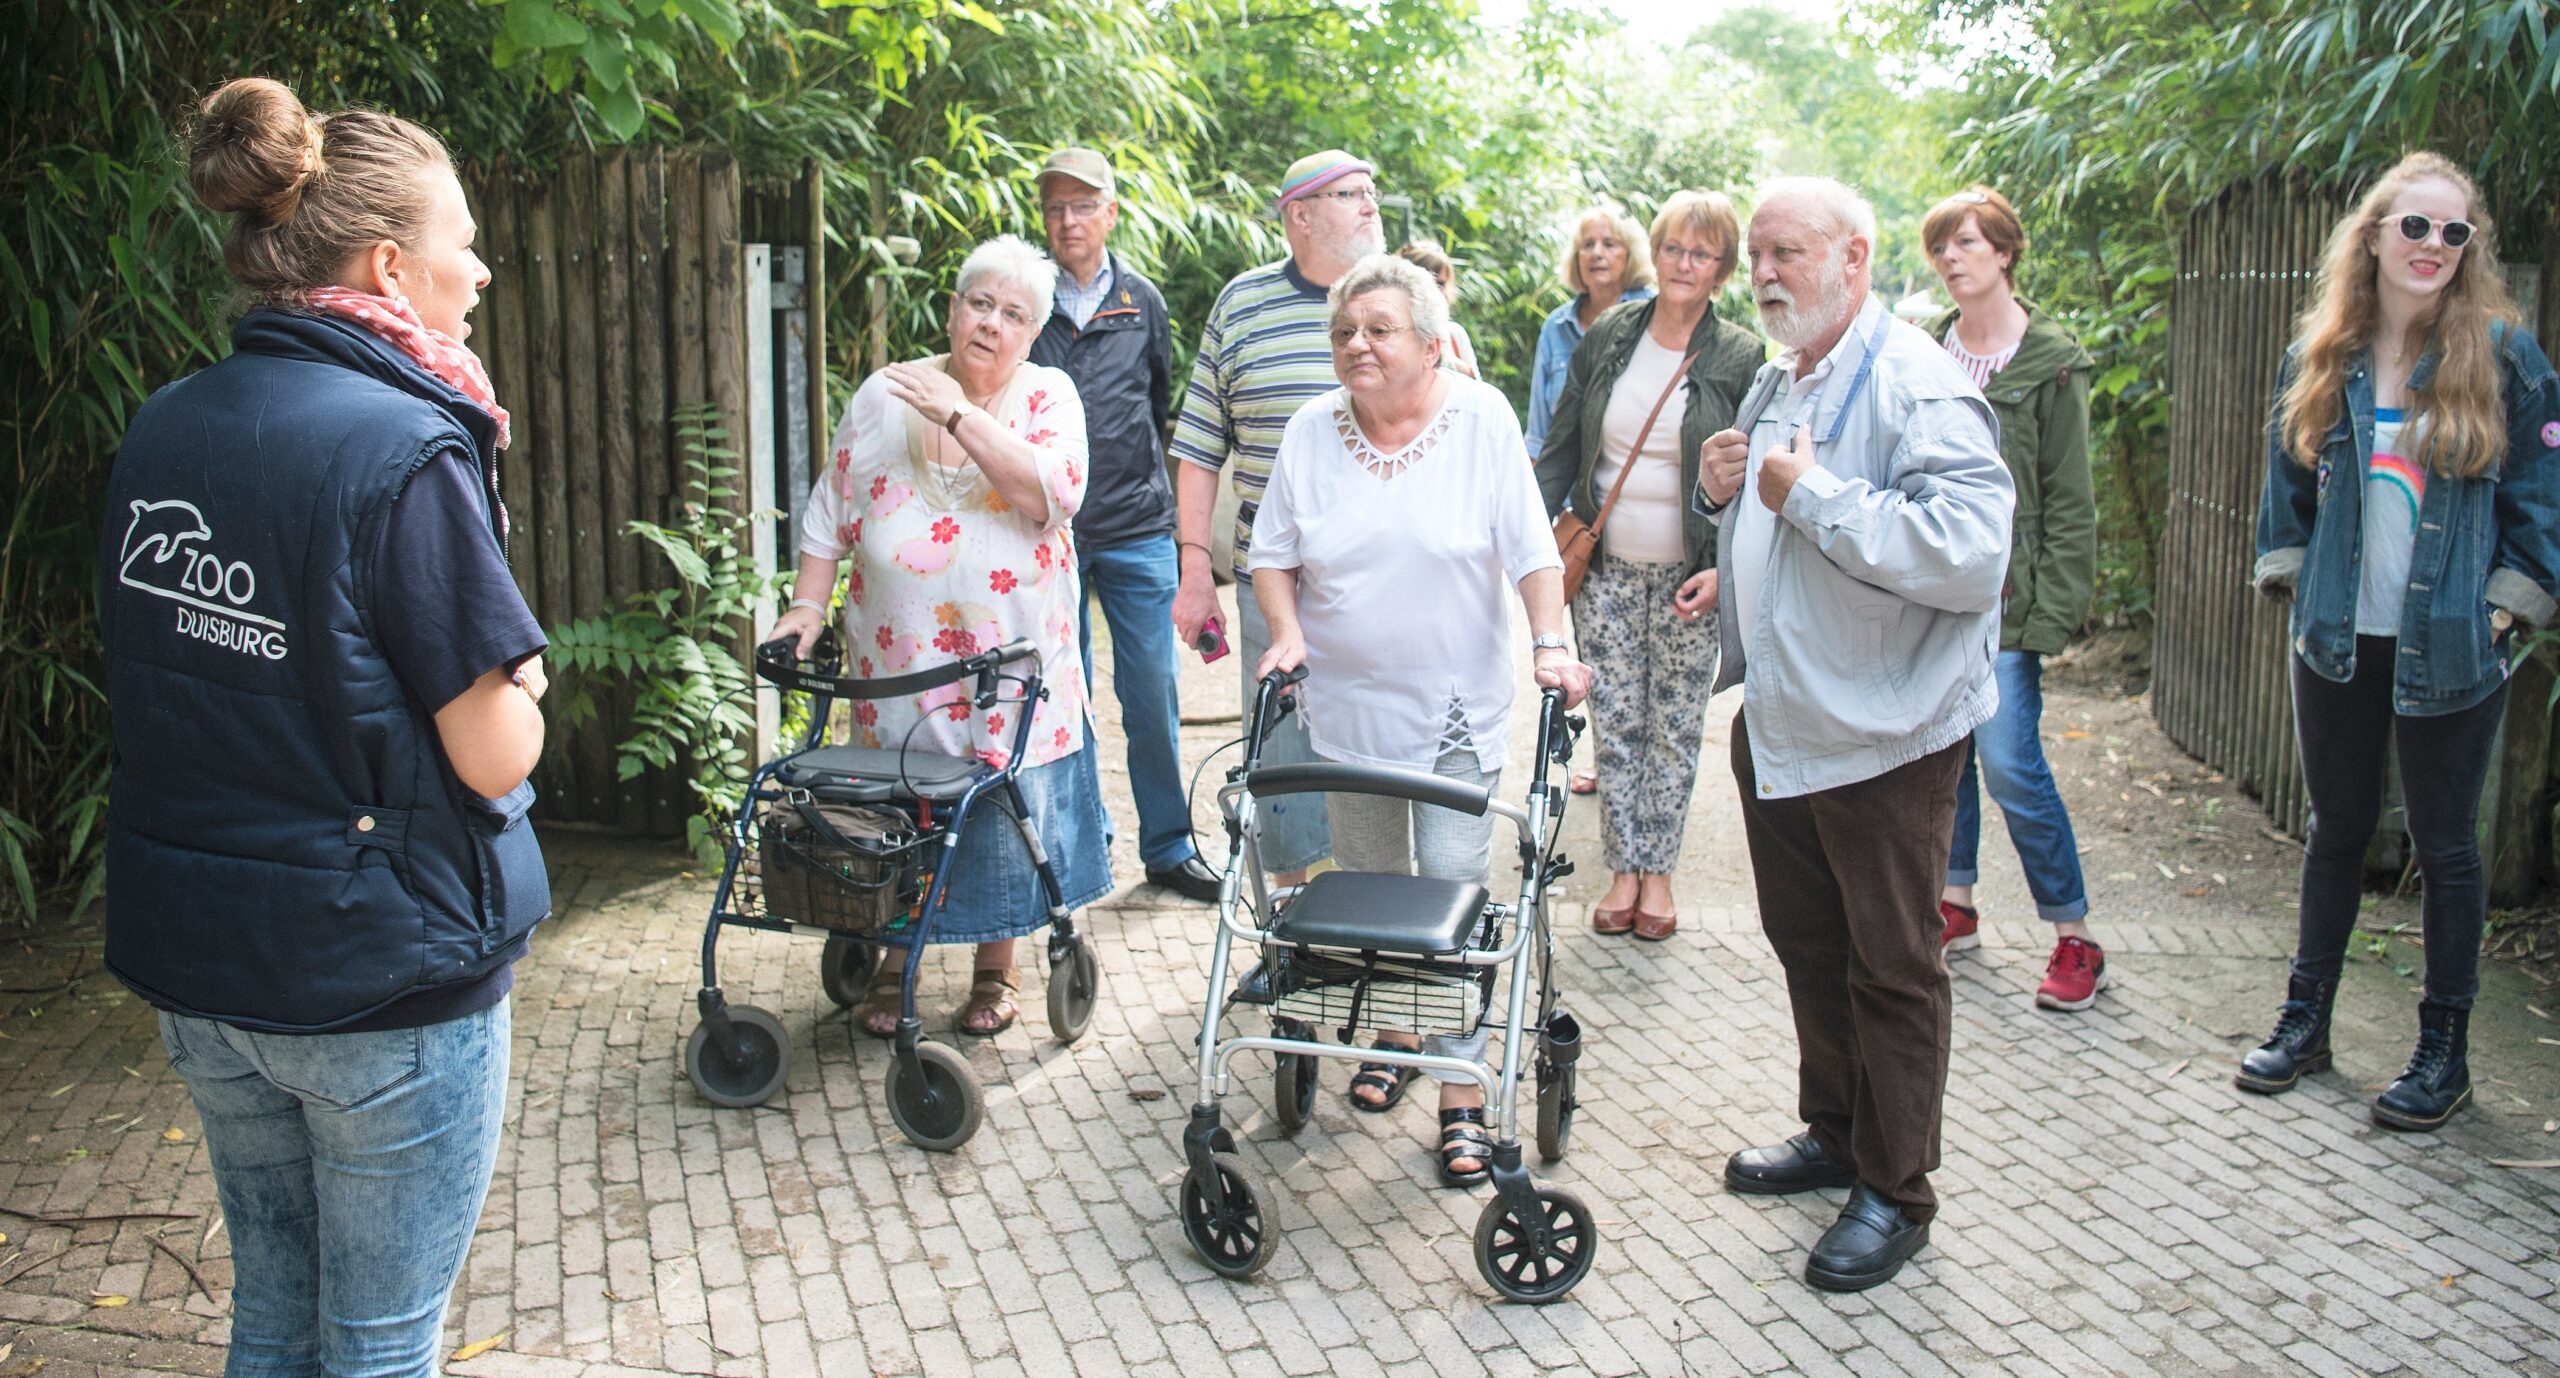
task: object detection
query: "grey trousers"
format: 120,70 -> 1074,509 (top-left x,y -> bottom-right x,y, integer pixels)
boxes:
1324,746 -> 1498,1081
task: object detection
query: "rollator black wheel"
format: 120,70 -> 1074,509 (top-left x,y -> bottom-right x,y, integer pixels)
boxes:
1535,1061 -> 1576,1164
1046,935 -> 1100,1045
1271,1018 -> 1317,1136
684,1005 -> 790,1108
1474,1185 -> 1597,1304
819,936 -> 881,1008
885,1041 -> 983,1151
1180,1151 -> 1276,1279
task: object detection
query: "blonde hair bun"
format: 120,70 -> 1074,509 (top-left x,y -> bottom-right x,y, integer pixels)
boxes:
190,77 -> 326,227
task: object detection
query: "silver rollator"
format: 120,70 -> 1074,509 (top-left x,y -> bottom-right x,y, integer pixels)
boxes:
681,628 -> 1101,1151
1175,667 -> 1595,1303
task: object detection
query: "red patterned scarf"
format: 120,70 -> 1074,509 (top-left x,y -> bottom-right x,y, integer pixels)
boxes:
301,286 -> 512,450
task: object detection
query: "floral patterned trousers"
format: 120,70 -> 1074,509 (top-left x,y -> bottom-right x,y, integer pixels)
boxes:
1573,554 -> 1720,875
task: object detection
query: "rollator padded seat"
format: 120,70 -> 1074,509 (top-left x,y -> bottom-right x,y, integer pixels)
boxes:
778,744 -> 980,804
1269,871 -> 1489,956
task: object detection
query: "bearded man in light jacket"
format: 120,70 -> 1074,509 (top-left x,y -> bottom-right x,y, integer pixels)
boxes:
1694,176 -> 2014,1293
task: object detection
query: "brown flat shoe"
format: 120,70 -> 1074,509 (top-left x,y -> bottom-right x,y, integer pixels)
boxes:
956,967 -> 1020,1036
1632,908 -> 1677,941
851,966 -> 903,1039
1590,904 -> 1636,935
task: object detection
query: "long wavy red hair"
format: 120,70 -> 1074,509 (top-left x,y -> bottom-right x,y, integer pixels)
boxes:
2279,152 -> 2522,479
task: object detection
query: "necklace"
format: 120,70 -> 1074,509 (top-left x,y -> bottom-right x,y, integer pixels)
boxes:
922,422 -> 978,507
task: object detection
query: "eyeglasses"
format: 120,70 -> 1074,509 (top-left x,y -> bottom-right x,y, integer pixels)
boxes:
1328,322 -> 1410,348
2385,213 -> 2474,249
1042,198 -> 1108,221
1655,242 -> 1725,268
1303,185 -> 1381,206
958,291 -> 1039,330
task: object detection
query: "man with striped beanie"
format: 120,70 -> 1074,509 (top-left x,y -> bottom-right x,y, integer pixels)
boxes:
1170,149 -> 1385,886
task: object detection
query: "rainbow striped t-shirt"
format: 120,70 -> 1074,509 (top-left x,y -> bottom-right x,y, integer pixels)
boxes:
2356,407 -> 2427,635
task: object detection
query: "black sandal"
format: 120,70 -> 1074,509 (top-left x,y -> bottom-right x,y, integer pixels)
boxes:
1348,1058 -> 1414,1113
1438,1106 -> 1494,1187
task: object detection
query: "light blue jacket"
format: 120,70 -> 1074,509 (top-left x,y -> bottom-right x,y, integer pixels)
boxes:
1524,286 -> 1654,456
1699,295 -> 2014,798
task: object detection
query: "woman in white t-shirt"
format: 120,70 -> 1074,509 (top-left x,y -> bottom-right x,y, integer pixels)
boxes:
1250,253 -> 1593,1187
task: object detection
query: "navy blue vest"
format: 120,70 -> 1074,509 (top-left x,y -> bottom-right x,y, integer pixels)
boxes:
99,309 -> 549,1032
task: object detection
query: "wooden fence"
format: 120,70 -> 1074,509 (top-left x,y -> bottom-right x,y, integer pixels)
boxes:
2156,169 -> 2560,902
462,150 -> 826,833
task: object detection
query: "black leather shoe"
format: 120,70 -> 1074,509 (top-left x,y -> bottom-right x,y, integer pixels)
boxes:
2234,971 -> 2336,1094
1145,854 -> 1222,903
1805,1183 -> 1930,1292
1724,1130 -> 1857,1195
2374,999 -> 2472,1131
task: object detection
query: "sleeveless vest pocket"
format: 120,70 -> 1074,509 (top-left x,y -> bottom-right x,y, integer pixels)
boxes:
465,780 -> 549,949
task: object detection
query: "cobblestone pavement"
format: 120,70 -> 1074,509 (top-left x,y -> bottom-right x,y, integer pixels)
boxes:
4,597 -> 2557,1377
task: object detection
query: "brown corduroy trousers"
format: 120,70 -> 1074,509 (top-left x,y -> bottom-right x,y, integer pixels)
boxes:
1732,708 -> 1964,1224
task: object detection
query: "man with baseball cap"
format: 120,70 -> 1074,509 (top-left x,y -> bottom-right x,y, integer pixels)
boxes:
1025,147 -> 1218,901
1169,149 -> 1386,887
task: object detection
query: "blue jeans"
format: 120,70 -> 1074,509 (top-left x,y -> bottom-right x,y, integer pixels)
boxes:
159,1000 -> 511,1378
1232,584 -> 1331,873
1077,534 -> 1199,870
1947,650 -> 2090,922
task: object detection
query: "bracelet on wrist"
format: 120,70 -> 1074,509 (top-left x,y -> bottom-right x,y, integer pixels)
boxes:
1178,540 -> 1212,560
788,596 -> 825,614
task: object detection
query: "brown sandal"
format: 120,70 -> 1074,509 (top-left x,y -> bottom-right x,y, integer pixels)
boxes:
956,967 -> 1020,1036
851,966 -> 903,1039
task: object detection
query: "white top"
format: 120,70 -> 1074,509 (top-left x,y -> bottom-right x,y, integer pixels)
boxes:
798,359 -> 1093,767
2357,407 -> 2427,636
1591,333 -> 1691,564
1731,346 -> 1842,654
1248,378 -> 1562,774
1943,331 -> 2018,390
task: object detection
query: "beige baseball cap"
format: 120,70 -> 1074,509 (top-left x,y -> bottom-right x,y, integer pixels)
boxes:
1037,147 -> 1115,198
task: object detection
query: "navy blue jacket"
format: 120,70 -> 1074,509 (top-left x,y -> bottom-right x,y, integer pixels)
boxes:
99,309 -> 550,1032
2254,323 -> 2560,715
1029,252 -> 1175,550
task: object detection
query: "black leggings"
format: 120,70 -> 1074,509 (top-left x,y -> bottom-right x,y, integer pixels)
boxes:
2289,637 -> 2507,1008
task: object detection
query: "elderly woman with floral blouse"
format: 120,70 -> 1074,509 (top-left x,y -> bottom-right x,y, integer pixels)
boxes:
770,234 -> 1111,1039
1252,253 -> 1593,1187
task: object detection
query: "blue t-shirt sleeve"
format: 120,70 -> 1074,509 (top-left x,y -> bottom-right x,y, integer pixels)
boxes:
372,452 -> 546,714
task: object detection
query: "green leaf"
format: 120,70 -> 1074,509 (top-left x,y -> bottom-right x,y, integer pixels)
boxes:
670,0 -> 744,49
583,32 -> 632,90
593,74 -> 646,140
505,0 -> 589,50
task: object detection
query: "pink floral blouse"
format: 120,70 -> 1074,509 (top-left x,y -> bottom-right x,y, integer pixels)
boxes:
797,357 -> 1091,768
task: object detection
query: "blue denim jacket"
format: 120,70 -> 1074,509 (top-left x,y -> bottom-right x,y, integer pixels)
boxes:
2252,323 -> 2560,715
1524,286 -> 1653,456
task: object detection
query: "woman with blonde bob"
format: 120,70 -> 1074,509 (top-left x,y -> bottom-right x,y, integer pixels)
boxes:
1525,204 -> 1657,458
2242,152 -> 2560,1130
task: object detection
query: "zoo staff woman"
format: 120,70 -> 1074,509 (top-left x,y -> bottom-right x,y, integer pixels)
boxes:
100,78 -> 547,1375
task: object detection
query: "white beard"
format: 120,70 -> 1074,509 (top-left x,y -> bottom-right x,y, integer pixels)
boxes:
1315,218 -> 1387,263
1758,249 -> 1857,349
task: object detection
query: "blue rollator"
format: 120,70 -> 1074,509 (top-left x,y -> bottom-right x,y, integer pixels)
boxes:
1177,668 -> 1596,1303
681,629 -> 1101,1151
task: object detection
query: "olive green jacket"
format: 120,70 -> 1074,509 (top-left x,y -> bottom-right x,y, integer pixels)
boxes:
1533,297 -> 1764,580
1925,302 -> 2097,654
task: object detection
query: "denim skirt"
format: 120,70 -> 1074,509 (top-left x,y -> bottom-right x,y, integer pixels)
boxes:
893,744 -> 1112,945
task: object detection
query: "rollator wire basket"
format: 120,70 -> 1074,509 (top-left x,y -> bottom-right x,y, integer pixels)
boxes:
752,793 -> 933,936
1270,947 -> 1488,1039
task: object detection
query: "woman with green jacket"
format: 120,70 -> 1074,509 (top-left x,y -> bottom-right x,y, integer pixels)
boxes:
1534,191 -> 1763,940
1919,186 -> 2106,1010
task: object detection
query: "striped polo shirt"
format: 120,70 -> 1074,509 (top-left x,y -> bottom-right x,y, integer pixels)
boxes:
1170,258 -> 1337,579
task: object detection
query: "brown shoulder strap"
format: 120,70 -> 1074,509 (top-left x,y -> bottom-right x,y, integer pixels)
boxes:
1589,347 -> 1703,537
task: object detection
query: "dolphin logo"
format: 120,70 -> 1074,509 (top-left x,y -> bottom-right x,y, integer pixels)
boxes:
119,499 -> 212,581
116,498 -> 286,632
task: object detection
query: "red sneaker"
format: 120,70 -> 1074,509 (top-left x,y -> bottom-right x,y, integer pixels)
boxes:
1938,900 -> 1979,952
2037,935 -> 2108,1011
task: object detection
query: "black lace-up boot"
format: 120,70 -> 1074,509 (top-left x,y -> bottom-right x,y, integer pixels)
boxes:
2233,972 -> 2335,1094
2373,1000 -> 2471,1131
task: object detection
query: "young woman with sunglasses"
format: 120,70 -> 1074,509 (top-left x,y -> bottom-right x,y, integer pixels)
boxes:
2242,152 -> 2560,1129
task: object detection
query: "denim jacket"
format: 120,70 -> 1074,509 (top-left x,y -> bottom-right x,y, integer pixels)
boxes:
1524,286 -> 1653,455
2252,323 -> 2560,716
1699,295 -> 2014,798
